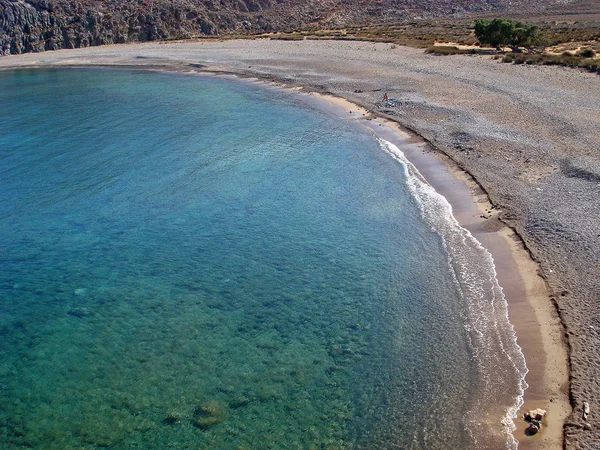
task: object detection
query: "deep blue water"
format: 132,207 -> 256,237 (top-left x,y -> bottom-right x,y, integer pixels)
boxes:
0,69 -> 525,449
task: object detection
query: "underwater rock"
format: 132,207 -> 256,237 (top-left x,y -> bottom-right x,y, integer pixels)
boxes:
528,422 -> 540,435
67,307 -> 93,318
192,400 -> 228,430
229,395 -> 250,409
162,412 -> 182,425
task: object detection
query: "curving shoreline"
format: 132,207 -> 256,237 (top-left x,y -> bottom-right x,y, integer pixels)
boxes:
3,38 -> 598,447
304,91 -> 569,448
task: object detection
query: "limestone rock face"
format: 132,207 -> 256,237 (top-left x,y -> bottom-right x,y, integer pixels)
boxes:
0,0 -> 224,55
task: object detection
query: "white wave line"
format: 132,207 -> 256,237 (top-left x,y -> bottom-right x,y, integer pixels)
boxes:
376,138 -> 529,449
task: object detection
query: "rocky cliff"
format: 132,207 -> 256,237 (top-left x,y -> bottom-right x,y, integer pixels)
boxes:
1,0 -> 267,55
0,0 -> 574,56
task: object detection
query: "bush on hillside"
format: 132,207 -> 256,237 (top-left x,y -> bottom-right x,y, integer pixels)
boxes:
577,48 -> 597,58
474,18 -> 540,50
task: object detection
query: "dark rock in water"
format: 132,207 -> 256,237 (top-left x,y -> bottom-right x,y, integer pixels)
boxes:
192,400 -> 227,430
528,423 -> 540,435
67,307 -> 92,318
162,413 -> 182,424
584,422 -> 593,431
229,395 -> 250,409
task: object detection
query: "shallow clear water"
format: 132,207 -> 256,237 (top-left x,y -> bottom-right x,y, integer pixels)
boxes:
0,69 -> 524,449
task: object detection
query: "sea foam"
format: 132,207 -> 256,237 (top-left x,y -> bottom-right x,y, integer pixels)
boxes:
378,138 -> 528,449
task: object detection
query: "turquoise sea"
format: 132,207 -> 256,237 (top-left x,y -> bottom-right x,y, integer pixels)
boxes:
0,69 -> 527,449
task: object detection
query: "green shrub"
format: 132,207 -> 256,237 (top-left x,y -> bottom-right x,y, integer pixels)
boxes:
577,48 -> 596,58
474,18 -> 540,48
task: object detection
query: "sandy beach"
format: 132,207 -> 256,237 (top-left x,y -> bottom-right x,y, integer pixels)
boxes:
2,38 -> 598,448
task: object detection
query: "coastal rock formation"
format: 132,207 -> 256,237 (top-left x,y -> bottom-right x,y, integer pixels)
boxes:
0,0 -> 574,56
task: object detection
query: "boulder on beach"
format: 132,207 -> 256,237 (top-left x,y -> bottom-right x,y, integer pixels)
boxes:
524,408 -> 547,422
583,401 -> 590,420
528,422 -> 540,435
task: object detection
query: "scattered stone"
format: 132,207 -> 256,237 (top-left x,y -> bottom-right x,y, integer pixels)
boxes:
584,422 -> 592,431
583,401 -> 590,420
524,408 -> 547,436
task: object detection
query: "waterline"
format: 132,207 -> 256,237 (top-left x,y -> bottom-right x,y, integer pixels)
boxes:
0,68 -> 527,449
379,138 -> 528,449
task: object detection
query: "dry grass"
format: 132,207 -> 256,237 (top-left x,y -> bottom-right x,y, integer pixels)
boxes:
256,19 -> 478,48
425,45 -> 473,55
497,52 -> 600,72
244,15 -> 600,75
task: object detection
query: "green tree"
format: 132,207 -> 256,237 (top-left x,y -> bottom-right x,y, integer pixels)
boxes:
474,18 -> 540,50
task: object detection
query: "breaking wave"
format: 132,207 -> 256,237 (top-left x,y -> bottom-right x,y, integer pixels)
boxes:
378,138 -> 528,449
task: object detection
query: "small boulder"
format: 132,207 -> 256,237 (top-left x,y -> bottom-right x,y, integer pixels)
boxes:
524,408 -> 547,422
528,423 -> 540,435
584,423 -> 593,431
583,402 -> 590,420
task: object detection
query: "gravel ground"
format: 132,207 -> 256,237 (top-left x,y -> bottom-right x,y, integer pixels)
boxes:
1,39 -> 599,448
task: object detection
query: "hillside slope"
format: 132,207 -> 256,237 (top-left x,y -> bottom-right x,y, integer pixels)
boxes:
0,0 -> 576,55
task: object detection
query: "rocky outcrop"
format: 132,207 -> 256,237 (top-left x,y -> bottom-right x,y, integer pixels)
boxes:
1,0 -> 572,56
1,0 -> 248,55
1,0 -> 325,55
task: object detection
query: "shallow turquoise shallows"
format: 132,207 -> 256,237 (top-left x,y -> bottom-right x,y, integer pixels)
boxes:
0,69 -> 521,449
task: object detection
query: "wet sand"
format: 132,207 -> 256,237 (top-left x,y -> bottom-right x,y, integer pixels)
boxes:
2,39 -> 592,448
